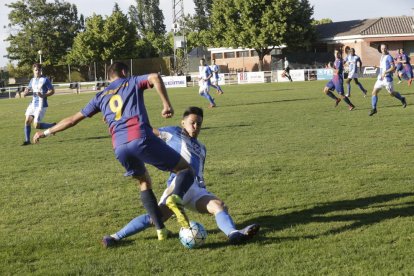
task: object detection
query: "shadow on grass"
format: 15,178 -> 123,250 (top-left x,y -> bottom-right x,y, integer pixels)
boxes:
240,192 -> 414,243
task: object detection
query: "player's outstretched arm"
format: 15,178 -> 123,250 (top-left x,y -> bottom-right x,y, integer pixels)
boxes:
33,112 -> 86,143
147,73 -> 174,118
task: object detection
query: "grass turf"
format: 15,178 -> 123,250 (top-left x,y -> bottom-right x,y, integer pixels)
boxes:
1,78 -> 414,275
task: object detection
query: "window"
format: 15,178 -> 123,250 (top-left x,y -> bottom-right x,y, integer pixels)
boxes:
213,53 -> 223,59
225,52 -> 235,58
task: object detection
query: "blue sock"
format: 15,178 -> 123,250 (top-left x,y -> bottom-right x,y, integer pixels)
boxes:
205,93 -> 215,105
347,83 -> 351,94
372,95 -> 378,109
39,122 -> 56,129
357,83 -> 365,92
140,190 -> 164,230
394,92 -> 403,101
215,210 -> 236,236
24,125 -> 31,142
116,214 -> 151,240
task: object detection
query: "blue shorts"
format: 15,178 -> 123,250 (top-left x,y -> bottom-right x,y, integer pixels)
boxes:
403,64 -> 413,79
396,63 -> 403,71
326,79 -> 344,95
114,135 -> 181,177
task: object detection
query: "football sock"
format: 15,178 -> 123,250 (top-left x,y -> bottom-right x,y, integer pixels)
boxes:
393,92 -> 403,101
357,83 -> 365,92
343,97 -> 353,106
215,211 -> 236,236
372,95 -> 378,109
38,122 -> 56,129
326,91 -> 337,100
347,83 -> 351,94
205,93 -> 215,105
24,125 -> 31,142
172,168 -> 194,198
140,189 -> 165,230
115,214 -> 151,240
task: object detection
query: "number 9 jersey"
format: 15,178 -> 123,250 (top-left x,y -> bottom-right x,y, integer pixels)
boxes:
81,75 -> 153,148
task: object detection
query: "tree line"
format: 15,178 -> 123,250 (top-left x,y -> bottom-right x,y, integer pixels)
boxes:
5,0 -> 317,78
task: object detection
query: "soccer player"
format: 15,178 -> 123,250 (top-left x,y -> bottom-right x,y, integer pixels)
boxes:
398,48 -> 414,86
344,48 -> 367,97
323,50 -> 355,111
33,62 -> 195,240
199,58 -> 216,108
21,63 -> 56,146
283,57 -> 293,82
209,59 -> 224,95
101,106 -> 260,247
369,44 -> 407,116
394,49 -> 404,83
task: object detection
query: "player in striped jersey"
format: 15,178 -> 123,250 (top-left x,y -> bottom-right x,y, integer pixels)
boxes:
209,59 -> 224,94
199,58 -> 216,108
101,107 -> 260,247
21,63 -> 56,146
344,48 -> 367,97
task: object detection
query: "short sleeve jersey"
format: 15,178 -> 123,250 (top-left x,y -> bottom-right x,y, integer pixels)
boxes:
333,58 -> 344,81
158,126 -> 206,187
345,55 -> 360,74
28,77 -> 53,108
81,75 -> 154,148
210,64 -> 219,78
379,55 -> 394,82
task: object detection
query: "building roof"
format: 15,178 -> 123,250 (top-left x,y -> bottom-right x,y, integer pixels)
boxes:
317,16 -> 414,39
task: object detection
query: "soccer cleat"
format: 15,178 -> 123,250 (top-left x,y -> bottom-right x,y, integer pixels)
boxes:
166,195 -> 190,228
398,80 -> 402,84
345,93 -> 350,97
408,79 -> 413,86
335,98 -> 341,107
349,104 -> 355,111
208,103 -> 216,108
402,97 -> 407,108
21,141 -> 31,146
362,89 -> 367,97
101,235 -> 118,248
228,224 -> 260,245
369,108 -> 377,116
157,228 -> 172,241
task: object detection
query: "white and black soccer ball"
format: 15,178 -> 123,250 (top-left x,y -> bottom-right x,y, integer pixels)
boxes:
179,221 -> 207,249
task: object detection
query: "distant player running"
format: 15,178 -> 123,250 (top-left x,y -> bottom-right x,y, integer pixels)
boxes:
209,59 -> 224,94
101,107 -> 260,248
198,58 -> 216,108
394,49 -> 404,83
33,62 -> 195,241
398,48 -> 414,86
344,48 -> 367,97
283,57 -> 293,82
369,44 -> 407,116
21,63 -> 56,146
323,50 -> 355,111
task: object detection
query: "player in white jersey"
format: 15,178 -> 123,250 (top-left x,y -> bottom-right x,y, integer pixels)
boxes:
101,107 -> 260,247
209,59 -> 224,94
283,57 -> 293,82
369,44 -> 407,116
198,58 -> 216,108
22,63 -> 55,145
344,48 -> 367,97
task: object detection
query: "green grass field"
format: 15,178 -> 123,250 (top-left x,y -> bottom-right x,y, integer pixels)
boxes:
1,79 -> 414,275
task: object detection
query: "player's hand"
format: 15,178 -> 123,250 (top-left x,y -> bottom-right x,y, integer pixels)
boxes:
33,131 -> 45,144
161,106 -> 174,118
37,92 -> 45,98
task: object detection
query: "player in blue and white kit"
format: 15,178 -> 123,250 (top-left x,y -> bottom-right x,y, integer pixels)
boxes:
21,63 -> 55,146
101,107 -> 260,247
344,48 -> 367,97
33,62 -> 195,241
369,44 -> 407,116
209,59 -> 224,95
199,58 -> 216,108
323,50 -> 355,111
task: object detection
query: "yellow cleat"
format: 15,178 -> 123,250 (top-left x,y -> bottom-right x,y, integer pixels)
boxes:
157,228 -> 171,241
166,194 -> 190,228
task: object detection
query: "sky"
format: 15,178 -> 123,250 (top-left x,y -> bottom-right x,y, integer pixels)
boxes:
1,0 -> 413,67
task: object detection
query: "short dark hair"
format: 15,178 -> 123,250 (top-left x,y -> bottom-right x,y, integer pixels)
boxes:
33,63 -> 42,70
108,62 -> 129,77
183,106 -> 203,119
200,58 -> 205,62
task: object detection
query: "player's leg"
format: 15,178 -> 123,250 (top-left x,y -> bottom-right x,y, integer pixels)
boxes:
323,81 -> 341,107
211,79 -> 224,94
199,84 -> 216,108
353,78 -> 367,96
337,81 -> 355,110
369,81 -> 383,116
386,81 -> 407,108
33,107 -> 55,129
286,68 -> 293,82
23,115 -> 34,145
345,77 -> 352,97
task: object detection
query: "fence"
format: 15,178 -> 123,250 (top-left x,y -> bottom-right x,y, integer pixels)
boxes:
0,68 -> 379,99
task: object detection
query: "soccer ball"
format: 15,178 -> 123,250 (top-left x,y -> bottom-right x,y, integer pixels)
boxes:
179,221 -> 207,249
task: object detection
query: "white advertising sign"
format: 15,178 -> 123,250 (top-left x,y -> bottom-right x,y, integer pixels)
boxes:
237,72 -> 265,84
275,70 -> 305,82
162,76 -> 187,88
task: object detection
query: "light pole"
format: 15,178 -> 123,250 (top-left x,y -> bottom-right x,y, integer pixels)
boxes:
37,50 -> 42,64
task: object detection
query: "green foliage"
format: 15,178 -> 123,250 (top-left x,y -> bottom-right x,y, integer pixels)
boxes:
2,80 -> 414,274
210,0 -> 316,70
5,0 -> 82,76
312,18 -> 334,25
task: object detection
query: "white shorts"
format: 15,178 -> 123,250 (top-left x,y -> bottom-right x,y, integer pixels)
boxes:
347,71 -> 359,79
198,80 -> 210,94
211,77 -> 219,85
159,179 -> 214,212
374,78 -> 394,94
25,104 -> 47,124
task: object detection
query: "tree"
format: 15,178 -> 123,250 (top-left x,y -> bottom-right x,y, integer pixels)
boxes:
312,18 -> 333,25
210,0 -> 315,71
5,0 -> 82,76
